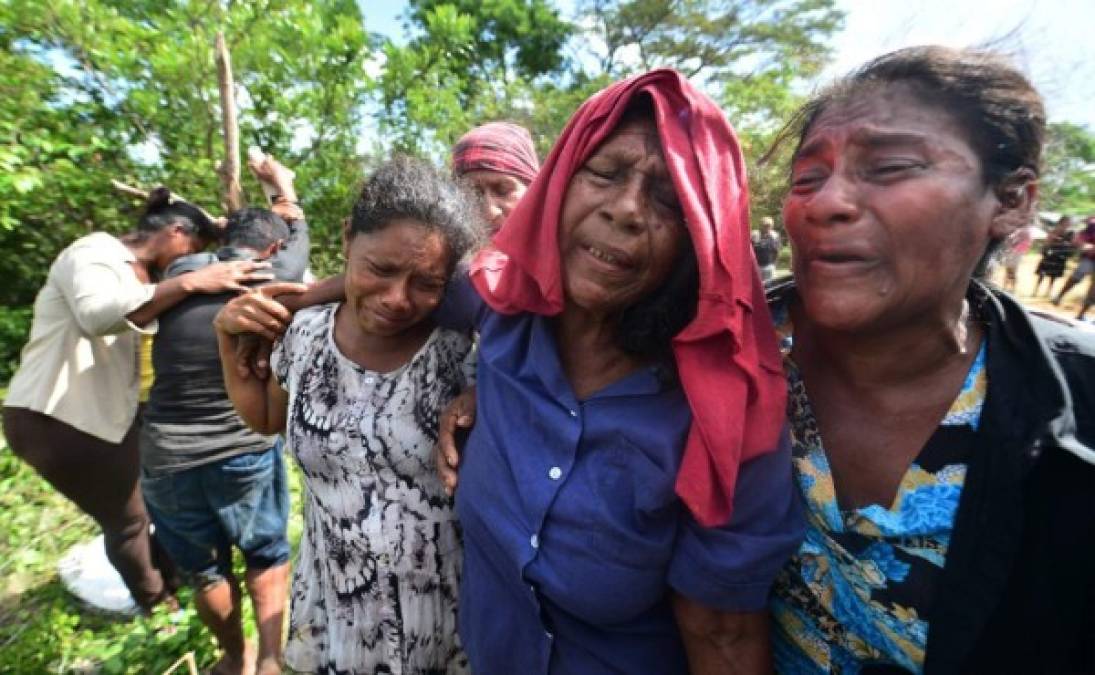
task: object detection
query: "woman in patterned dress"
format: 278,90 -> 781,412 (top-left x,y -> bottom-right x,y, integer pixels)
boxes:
216,157 -> 480,674
768,46 -> 1095,673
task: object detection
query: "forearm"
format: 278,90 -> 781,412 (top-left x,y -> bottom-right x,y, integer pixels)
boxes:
279,273 -> 344,312
216,327 -> 285,434
674,596 -> 772,675
126,274 -> 202,327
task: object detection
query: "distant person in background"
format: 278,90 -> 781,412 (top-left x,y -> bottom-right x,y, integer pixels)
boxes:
1032,215 -> 1074,296
139,157 -> 306,675
452,121 -> 539,234
1000,220 -> 1037,292
1080,281 -> 1094,321
1054,216 -> 1095,304
1,192 -> 268,612
752,215 -> 782,281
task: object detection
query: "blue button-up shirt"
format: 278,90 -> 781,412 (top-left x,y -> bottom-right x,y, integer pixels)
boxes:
441,276 -> 803,674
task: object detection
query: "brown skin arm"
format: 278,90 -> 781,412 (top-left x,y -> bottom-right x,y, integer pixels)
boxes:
126,260 -> 273,327
279,273 -> 345,312
433,387 -> 477,495
215,323 -> 288,434
673,595 -> 772,675
216,277 -> 343,380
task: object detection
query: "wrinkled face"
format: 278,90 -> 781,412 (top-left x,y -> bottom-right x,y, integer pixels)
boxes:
343,219 -> 450,338
461,169 -> 529,233
557,116 -> 686,315
782,85 -> 1016,333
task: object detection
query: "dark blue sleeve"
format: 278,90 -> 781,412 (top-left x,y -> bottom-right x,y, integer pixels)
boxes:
667,425 -> 805,612
271,218 -> 310,282
432,266 -> 488,332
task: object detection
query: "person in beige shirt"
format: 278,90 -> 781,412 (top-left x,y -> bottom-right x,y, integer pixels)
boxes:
2,190 -> 270,612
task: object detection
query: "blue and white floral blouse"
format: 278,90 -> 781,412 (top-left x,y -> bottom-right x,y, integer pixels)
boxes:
770,299 -> 988,674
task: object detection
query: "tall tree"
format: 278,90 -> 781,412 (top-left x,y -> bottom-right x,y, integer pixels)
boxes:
377,0 -> 573,157
1042,122 -> 1095,215
1,0 -> 374,286
576,0 -> 843,221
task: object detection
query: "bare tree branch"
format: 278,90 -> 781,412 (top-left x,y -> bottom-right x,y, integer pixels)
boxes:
215,32 -> 244,212
110,179 -> 223,226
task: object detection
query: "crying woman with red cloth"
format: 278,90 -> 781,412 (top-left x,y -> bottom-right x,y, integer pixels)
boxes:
216,69 -> 803,674
434,70 -> 803,674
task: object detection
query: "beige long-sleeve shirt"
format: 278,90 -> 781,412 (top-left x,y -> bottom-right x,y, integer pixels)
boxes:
5,232 -> 157,443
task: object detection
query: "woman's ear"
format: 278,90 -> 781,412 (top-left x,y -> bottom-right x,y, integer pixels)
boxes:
989,169 -> 1038,240
341,217 -> 351,258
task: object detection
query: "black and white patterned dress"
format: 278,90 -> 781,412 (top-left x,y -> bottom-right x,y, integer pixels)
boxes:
272,303 -> 474,674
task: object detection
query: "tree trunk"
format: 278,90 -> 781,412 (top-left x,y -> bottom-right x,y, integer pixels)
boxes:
214,32 -> 243,212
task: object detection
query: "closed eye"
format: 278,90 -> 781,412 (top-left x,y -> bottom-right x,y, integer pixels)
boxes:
865,161 -> 926,181
582,163 -> 618,182
367,260 -> 398,276
790,170 -> 826,193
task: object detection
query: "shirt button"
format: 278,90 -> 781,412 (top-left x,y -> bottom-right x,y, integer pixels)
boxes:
545,630 -> 554,640
568,409 -> 577,418
530,534 -> 539,549
364,377 -> 375,385
548,466 -> 562,480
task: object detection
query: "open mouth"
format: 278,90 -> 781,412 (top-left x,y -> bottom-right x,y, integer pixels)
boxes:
583,243 -> 633,269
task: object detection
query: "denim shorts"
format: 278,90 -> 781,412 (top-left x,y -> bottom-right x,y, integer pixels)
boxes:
141,443 -> 290,588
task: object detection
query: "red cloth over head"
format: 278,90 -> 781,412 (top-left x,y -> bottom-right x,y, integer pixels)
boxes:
452,122 -> 540,185
470,69 -> 787,527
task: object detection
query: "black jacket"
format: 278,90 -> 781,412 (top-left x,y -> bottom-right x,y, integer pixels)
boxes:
925,284 -> 1095,674
768,280 -> 1095,674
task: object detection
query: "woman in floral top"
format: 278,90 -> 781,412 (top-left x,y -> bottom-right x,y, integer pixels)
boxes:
768,46 -> 1095,673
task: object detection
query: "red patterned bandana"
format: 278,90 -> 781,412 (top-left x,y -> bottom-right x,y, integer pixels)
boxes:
452,122 -> 539,184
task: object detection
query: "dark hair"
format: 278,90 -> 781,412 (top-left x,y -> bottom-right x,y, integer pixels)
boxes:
773,46 -> 1045,276
616,240 -> 699,361
137,187 -> 219,241
605,94 -> 700,360
224,207 -> 289,251
350,156 -> 482,275
779,46 -> 1045,186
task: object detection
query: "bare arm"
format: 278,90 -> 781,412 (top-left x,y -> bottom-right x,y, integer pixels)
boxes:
127,260 -> 273,327
280,273 -> 344,312
674,595 -> 772,675
215,320 -> 288,434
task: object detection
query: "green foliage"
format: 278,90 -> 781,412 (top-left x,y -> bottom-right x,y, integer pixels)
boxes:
0,446 -> 214,673
581,0 -> 841,82
1042,122 -> 1095,215
0,443 -> 307,673
0,306 -> 31,383
0,0 -> 374,305
577,0 -> 843,222
377,0 -> 573,157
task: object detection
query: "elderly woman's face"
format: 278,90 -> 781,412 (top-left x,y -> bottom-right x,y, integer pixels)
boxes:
782,85 -> 1014,332
462,170 -> 528,233
557,117 -> 685,315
